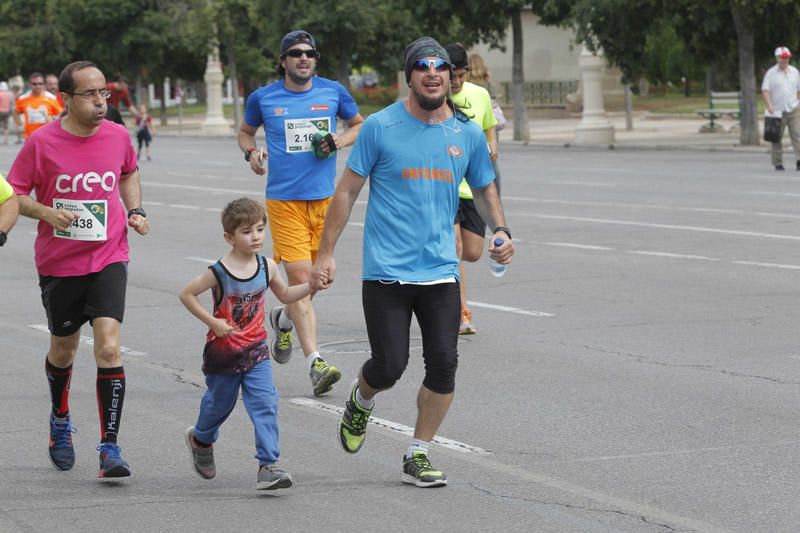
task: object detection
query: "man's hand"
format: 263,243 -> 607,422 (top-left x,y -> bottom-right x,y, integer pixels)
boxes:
44,208 -> 80,231
320,133 -> 340,153
128,213 -> 150,235
488,233 -> 514,265
310,255 -> 336,291
489,140 -> 499,162
248,147 -> 267,176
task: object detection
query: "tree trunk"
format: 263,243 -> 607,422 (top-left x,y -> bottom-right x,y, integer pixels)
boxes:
226,32 -> 242,132
159,80 -> 168,126
624,84 -> 633,130
337,53 -> 351,91
511,8 -> 529,142
730,1 -> 759,146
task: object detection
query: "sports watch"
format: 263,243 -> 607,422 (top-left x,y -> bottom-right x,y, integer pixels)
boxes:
127,207 -> 147,219
493,226 -> 511,240
0,230 -> 6,247
244,147 -> 258,162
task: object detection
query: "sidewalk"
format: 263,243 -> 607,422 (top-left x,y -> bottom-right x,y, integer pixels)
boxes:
151,111 -> 776,153
499,112 -> 772,153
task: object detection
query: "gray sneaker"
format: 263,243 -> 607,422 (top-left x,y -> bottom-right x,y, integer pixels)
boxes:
184,426 -> 215,479
310,357 -> 342,396
257,464 -> 293,490
269,306 -> 294,364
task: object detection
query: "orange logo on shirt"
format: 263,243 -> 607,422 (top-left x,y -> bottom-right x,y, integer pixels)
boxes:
447,145 -> 462,157
402,167 -> 454,183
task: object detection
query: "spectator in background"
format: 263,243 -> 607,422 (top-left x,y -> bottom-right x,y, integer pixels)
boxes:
762,46 -> 800,171
10,85 -> 22,143
107,75 -> 139,121
46,73 -> 65,108
135,104 -> 156,161
467,53 -> 497,98
0,82 -> 14,144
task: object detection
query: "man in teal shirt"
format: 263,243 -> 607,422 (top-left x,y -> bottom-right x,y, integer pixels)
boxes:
311,37 -> 514,488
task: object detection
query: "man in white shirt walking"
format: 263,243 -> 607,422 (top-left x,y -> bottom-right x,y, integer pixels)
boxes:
762,46 -> 800,170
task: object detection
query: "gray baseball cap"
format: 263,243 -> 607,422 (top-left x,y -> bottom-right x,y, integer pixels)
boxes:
280,30 -> 316,55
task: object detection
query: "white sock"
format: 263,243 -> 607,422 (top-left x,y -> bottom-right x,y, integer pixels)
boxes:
306,351 -> 321,369
278,308 -> 293,330
355,387 -> 375,409
407,439 -> 429,458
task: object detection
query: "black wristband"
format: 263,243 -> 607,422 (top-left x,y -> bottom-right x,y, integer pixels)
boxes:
493,226 -> 511,239
127,207 -> 147,218
0,230 -> 6,247
244,147 -> 257,161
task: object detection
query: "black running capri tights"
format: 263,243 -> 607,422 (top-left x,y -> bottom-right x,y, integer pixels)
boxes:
361,280 -> 460,394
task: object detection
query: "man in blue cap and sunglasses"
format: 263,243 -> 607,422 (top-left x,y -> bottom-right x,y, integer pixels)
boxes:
238,30 -> 365,397
311,36 -> 514,487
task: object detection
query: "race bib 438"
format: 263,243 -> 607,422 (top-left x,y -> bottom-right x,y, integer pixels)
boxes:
53,198 -> 108,241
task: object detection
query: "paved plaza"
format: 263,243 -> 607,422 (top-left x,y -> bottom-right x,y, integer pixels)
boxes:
2,129 -> 800,532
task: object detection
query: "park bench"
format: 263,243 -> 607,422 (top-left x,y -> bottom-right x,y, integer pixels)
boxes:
695,91 -> 741,132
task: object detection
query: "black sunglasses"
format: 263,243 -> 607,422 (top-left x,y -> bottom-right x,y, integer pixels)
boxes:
285,48 -> 319,59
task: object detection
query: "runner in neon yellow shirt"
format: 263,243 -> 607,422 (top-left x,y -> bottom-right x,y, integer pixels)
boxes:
445,43 -> 499,335
0,173 -> 19,247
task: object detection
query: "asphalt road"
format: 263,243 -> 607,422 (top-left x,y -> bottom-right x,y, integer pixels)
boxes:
1,135 -> 799,532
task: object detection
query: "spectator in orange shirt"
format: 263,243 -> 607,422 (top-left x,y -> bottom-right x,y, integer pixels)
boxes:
13,72 -> 62,139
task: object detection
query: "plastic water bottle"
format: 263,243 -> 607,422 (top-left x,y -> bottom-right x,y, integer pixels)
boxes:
488,238 -> 507,278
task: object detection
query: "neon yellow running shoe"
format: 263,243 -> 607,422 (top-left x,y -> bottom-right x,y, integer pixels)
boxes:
310,357 -> 341,396
338,380 -> 372,453
402,450 -> 447,487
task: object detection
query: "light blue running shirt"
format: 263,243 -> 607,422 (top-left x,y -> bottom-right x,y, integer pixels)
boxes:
244,78 -> 359,200
347,101 -> 495,281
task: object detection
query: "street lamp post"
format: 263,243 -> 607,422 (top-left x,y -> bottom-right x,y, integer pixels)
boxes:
201,40 -> 232,135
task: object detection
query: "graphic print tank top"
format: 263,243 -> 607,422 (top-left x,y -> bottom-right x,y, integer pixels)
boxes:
202,255 -> 270,374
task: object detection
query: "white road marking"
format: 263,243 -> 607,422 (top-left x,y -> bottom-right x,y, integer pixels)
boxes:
167,204 -> 201,210
165,171 -> 252,182
531,241 -> 800,271
522,213 -> 800,241
503,195 -> 800,220
186,257 -> 216,264
743,190 -> 800,197
731,261 -> 800,270
467,301 -> 554,317
289,397 -> 491,455
347,222 -> 364,227
144,200 -> 220,212
542,181 -> 617,187
28,325 -> 147,356
142,181 -> 261,195
630,251 -> 719,261
540,241 -> 616,251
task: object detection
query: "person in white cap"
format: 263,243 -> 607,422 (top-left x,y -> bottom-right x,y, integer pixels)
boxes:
762,46 -> 800,170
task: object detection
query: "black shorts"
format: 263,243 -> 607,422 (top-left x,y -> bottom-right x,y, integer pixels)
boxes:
39,262 -> 128,337
361,280 -> 460,394
455,198 -> 486,237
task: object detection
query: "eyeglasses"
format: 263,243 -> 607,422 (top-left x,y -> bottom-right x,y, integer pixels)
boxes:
70,88 -> 112,100
412,58 -> 450,72
285,48 -> 319,59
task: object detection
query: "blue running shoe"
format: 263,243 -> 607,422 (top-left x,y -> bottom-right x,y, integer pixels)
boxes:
48,414 -> 75,471
97,442 -> 131,479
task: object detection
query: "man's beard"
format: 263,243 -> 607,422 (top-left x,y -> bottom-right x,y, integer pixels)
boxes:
287,66 -> 314,85
413,89 -> 446,111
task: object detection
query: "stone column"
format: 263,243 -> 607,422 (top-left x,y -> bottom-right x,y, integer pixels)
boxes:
201,42 -> 232,135
574,46 -> 615,145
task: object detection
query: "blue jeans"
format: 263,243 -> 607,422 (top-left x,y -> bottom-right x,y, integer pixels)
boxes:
194,359 -> 279,465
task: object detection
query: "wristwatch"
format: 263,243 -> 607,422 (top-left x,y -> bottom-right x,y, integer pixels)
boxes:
127,207 -> 147,218
0,230 -> 6,247
244,147 -> 257,162
493,226 -> 511,240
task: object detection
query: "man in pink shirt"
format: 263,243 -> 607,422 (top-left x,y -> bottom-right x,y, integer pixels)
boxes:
8,61 -> 150,479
